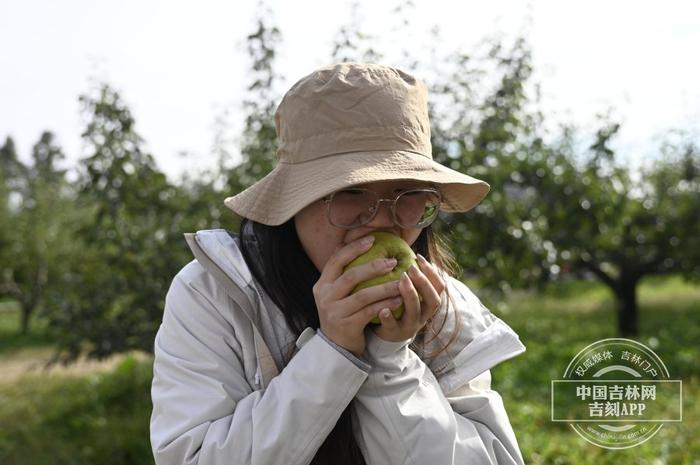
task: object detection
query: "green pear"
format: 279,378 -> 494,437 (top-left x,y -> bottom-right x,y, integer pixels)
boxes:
343,231 -> 417,324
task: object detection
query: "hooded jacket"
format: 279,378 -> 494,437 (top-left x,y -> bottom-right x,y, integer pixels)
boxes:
150,229 -> 527,465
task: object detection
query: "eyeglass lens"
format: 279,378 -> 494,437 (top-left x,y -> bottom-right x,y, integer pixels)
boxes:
329,189 -> 440,228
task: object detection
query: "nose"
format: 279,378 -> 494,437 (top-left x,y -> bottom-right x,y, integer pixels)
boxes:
366,199 -> 396,228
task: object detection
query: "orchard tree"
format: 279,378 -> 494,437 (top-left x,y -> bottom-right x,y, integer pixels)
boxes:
0,132 -> 82,333
221,0 -> 282,206
431,36 -> 545,288
329,0 -> 384,64
541,126 -> 700,335
0,136 -> 22,250
0,137 -> 25,311
430,35 -> 699,336
42,83 -> 192,361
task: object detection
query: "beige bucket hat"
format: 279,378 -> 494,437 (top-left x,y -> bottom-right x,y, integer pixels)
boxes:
224,62 -> 489,226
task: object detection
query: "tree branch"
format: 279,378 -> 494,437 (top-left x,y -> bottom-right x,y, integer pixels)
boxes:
577,257 -> 617,289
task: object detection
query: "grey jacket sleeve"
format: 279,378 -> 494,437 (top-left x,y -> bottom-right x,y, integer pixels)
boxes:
150,273 -> 369,465
350,277 -> 526,465
318,329 -> 372,373
352,335 -> 524,465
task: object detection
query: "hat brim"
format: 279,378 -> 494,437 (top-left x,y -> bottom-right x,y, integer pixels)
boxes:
223,150 -> 490,226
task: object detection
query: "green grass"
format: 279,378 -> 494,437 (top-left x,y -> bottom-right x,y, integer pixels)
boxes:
0,355 -> 155,465
0,276 -> 698,464
0,300 -> 154,465
0,301 -> 55,354
488,277 -> 700,465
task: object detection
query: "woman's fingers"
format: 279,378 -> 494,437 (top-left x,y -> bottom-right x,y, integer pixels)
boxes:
416,254 -> 446,296
372,257 -> 446,342
377,305 -> 400,329
350,295 -> 404,325
320,235 -> 376,283
320,235 -> 401,301
399,271 -> 422,323
407,263 -> 442,322
340,279 -> 401,317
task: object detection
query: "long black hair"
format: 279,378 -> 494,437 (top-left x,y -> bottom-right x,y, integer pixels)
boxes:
238,216 -> 461,465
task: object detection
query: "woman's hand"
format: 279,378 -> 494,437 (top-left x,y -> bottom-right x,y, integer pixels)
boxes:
373,254 -> 446,343
313,235 -> 404,357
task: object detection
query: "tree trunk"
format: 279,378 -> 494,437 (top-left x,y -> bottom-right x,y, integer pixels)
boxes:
19,263 -> 46,334
614,278 -> 639,337
20,301 -> 33,334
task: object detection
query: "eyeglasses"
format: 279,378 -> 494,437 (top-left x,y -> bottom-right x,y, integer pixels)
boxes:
323,187 -> 442,230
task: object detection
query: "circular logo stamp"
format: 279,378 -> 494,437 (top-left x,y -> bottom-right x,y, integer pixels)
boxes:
551,338 -> 682,449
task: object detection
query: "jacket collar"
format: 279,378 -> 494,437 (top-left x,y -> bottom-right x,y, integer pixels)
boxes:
190,229 -> 254,291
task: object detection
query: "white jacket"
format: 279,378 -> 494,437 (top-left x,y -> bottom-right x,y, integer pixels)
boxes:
150,229 -> 527,465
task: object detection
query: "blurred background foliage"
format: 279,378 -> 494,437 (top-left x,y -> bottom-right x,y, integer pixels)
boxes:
0,0 -> 698,463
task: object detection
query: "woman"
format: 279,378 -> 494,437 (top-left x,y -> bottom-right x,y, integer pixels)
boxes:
150,62 -> 526,464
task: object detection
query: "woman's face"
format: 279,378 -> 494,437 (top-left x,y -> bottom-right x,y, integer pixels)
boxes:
294,180 -> 431,272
